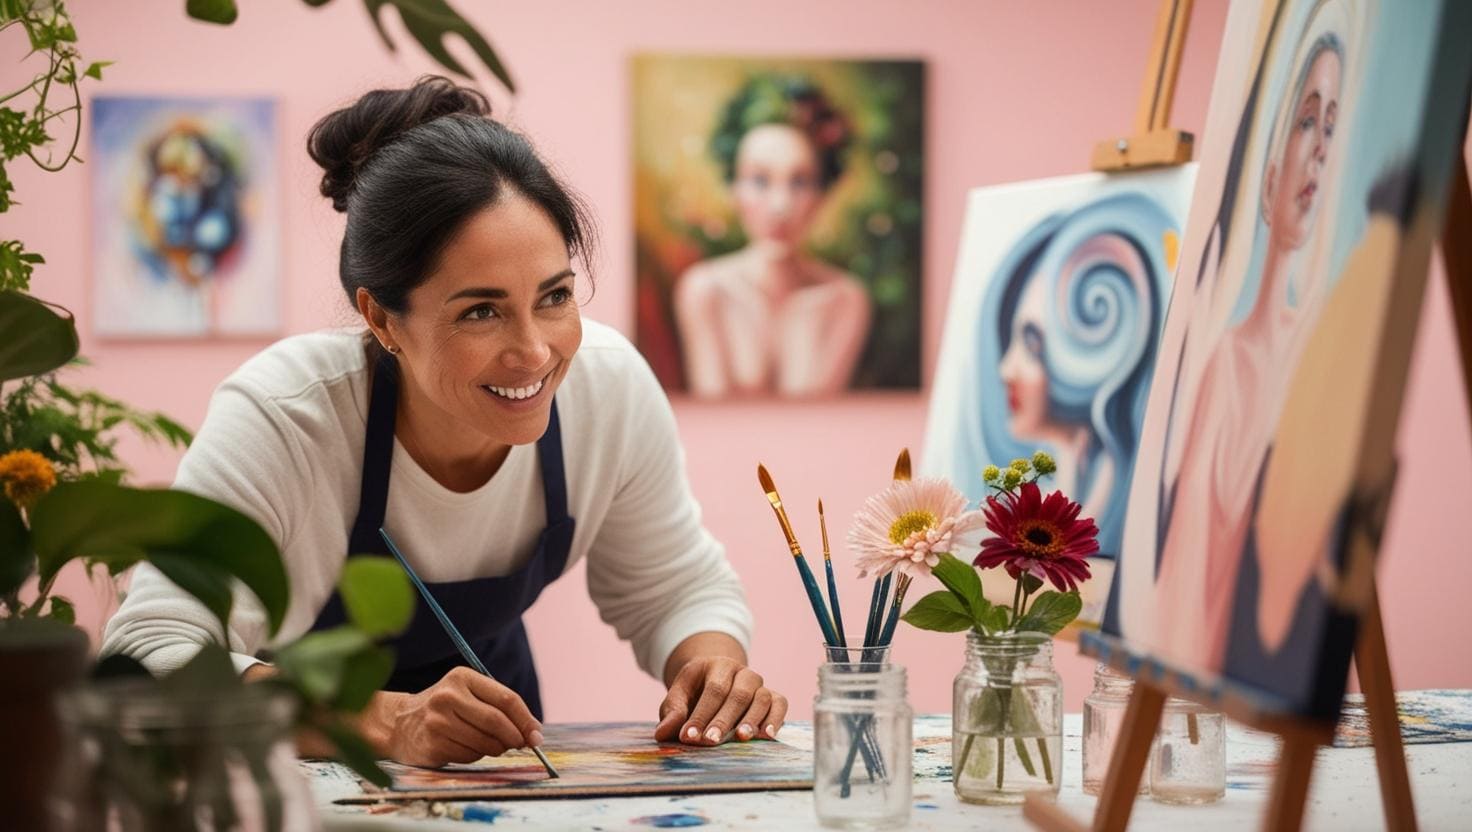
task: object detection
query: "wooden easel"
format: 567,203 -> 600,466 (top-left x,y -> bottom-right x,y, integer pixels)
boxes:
1024,0 -> 1472,829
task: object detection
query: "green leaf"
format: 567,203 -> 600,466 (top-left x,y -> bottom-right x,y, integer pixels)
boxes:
162,643 -> 239,695
334,645 -> 394,711
83,61 -> 113,80
1022,574 -> 1044,595
979,605 -> 1010,634
0,290 -> 79,380
900,590 -> 974,633
932,552 -> 986,617
186,0 -> 239,24
1015,591 -> 1082,636
27,482 -> 289,635
0,498 -> 32,597
338,556 -> 413,638
320,718 -> 391,788
273,627 -> 372,704
364,0 -> 516,92
149,551 -> 236,640
47,595 -> 74,624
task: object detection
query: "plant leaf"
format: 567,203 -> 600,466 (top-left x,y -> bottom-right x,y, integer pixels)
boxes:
980,605 -> 1010,634
364,0 -> 515,92
319,718 -> 391,788
1015,591 -> 1082,636
334,645 -> 394,711
0,290 -> 79,380
900,590 -> 974,632
186,0 -> 239,24
28,482 -> 289,635
0,498 -> 32,597
338,556 -> 413,638
1022,574 -> 1044,595
932,552 -> 984,614
149,551 -> 236,640
273,626 -> 372,704
162,643 -> 239,695
47,595 -> 74,624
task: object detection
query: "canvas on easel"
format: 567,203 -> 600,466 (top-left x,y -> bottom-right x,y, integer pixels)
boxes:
1024,0 -> 1472,830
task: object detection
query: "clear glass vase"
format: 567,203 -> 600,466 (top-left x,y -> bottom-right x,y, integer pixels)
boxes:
50,678 -> 319,832
812,647 -> 911,830
952,630 -> 1062,805
1082,663 -> 1147,796
1149,696 -> 1226,805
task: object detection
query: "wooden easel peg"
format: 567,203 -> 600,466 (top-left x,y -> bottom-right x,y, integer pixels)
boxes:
1091,0 -> 1196,171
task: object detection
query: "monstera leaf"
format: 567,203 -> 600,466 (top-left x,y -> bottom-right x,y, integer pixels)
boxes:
0,290 -> 78,381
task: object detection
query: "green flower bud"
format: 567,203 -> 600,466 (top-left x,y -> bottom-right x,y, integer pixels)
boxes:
1010,458 -> 1031,473
982,464 -> 1001,483
1032,451 -> 1057,475
1003,468 -> 1023,488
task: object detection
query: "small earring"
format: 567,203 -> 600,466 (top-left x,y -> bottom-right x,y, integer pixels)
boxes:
382,342 -> 399,355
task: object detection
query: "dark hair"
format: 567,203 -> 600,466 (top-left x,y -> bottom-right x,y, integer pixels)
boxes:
307,75 -> 595,315
709,75 -> 852,190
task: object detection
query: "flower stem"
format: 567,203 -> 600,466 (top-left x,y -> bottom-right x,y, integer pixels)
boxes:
1010,579 -> 1024,629
1038,737 -> 1053,784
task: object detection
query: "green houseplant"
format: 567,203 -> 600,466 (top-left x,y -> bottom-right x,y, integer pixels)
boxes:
2,3 -> 421,828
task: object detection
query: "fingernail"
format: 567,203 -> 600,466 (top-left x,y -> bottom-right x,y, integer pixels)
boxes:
766,724 -> 778,738
704,726 -> 721,743
685,725 -> 700,741
737,723 -> 753,739
528,730 -> 545,748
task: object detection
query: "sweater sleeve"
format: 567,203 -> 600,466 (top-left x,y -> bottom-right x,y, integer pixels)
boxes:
582,350 -> 754,681
99,377 -> 324,676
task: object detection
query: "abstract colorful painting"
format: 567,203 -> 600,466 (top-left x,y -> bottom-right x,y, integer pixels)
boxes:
922,168 -> 1197,625
90,96 -> 280,338
341,723 -> 813,802
632,55 -> 924,399
1101,0 -> 1472,718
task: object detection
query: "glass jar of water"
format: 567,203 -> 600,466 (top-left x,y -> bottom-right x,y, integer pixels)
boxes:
813,649 -> 911,829
952,630 -> 1062,804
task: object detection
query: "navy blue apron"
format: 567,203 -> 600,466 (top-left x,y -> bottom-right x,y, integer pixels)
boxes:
309,354 -> 575,720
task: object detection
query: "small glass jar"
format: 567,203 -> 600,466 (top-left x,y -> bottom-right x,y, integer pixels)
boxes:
952,630 -> 1062,804
813,652 -> 911,830
50,678 -> 319,831
1149,697 -> 1226,805
1082,663 -> 1147,796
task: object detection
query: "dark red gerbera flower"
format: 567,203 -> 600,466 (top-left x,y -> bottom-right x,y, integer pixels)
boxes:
973,482 -> 1097,592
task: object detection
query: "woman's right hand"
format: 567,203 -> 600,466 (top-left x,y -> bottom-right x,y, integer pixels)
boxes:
364,666 -> 545,767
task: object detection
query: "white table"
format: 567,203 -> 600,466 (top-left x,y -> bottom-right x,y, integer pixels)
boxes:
310,713 -> 1471,830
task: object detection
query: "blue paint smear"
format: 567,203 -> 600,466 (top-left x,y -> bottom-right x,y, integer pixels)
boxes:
916,803 -> 940,810
631,814 -> 709,828
461,804 -> 504,824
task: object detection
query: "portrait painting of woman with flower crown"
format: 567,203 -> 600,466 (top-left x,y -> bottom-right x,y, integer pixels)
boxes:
922,169 -> 1196,626
1108,0 -> 1472,717
633,56 -> 924,398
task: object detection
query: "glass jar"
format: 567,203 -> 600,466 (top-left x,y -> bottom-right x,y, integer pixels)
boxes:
50,678 -> 319,831
952,630 -> 1062,804
1149,696 -> 1225,805
1081,663 -> 1147,796
812,653 -> 911,830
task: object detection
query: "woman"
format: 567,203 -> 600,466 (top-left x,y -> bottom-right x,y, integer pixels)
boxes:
102,77 -> 786,767
674,75 -> 872,398
1147,14 -> 1346,671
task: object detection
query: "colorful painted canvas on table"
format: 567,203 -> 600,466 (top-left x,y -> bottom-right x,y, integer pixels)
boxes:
91,96 -> 280,338
360,723 -> 812,800
1103,0 -> 1472,717
632,55 -> 924,399
921,168 -> 1197,626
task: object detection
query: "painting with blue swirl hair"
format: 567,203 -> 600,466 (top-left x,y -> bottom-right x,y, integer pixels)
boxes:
923,167 -> 1197,625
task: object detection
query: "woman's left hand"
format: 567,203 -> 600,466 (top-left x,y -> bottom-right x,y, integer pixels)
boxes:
655,655 -> 788,745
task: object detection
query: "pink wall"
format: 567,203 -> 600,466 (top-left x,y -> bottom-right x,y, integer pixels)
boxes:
9,0 -> 1470,721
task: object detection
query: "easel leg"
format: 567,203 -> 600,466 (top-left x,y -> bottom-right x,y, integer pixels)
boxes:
1093,682 -> 1166,831
1354,583 -> 1418,832
1262,734 -> 1317,832
1441,146 -> 1472,417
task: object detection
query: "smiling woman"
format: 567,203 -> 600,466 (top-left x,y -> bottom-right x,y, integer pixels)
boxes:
100,75 -> 786,769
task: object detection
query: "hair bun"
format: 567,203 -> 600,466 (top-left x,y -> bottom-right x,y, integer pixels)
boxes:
307,75 -> 492,212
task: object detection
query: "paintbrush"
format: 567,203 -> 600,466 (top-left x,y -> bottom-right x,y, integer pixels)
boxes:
756,464 -> 840,648
378,527 -> 560,779
818,500 -> 846,648
876,449 -> 914,648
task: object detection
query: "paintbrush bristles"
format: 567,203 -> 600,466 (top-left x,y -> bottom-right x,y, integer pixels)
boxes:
893,449 -> 912,481
757,463 -> 802,557
818,499 -> 832,562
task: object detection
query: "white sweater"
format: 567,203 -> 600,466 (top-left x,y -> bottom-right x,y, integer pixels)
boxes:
100,321 -> 753,682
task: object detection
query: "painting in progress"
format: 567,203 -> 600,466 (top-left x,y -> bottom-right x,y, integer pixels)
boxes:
922,167 -> 1197,625
346,723 -> 813,801
1104,0 -> 1472,717
91,96 -> 280,338
632,54 -> 924,399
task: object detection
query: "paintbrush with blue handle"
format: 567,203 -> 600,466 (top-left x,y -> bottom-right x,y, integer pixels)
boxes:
378,527 -> 560,779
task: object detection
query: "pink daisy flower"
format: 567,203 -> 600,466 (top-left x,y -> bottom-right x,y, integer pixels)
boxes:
847,477 -> 985,580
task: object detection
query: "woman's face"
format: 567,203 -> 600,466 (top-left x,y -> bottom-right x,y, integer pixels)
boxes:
730,123 -> 824,250
997,276 -> 1051,439
382,193 -> 583,448
1264,48 -> 1342,250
